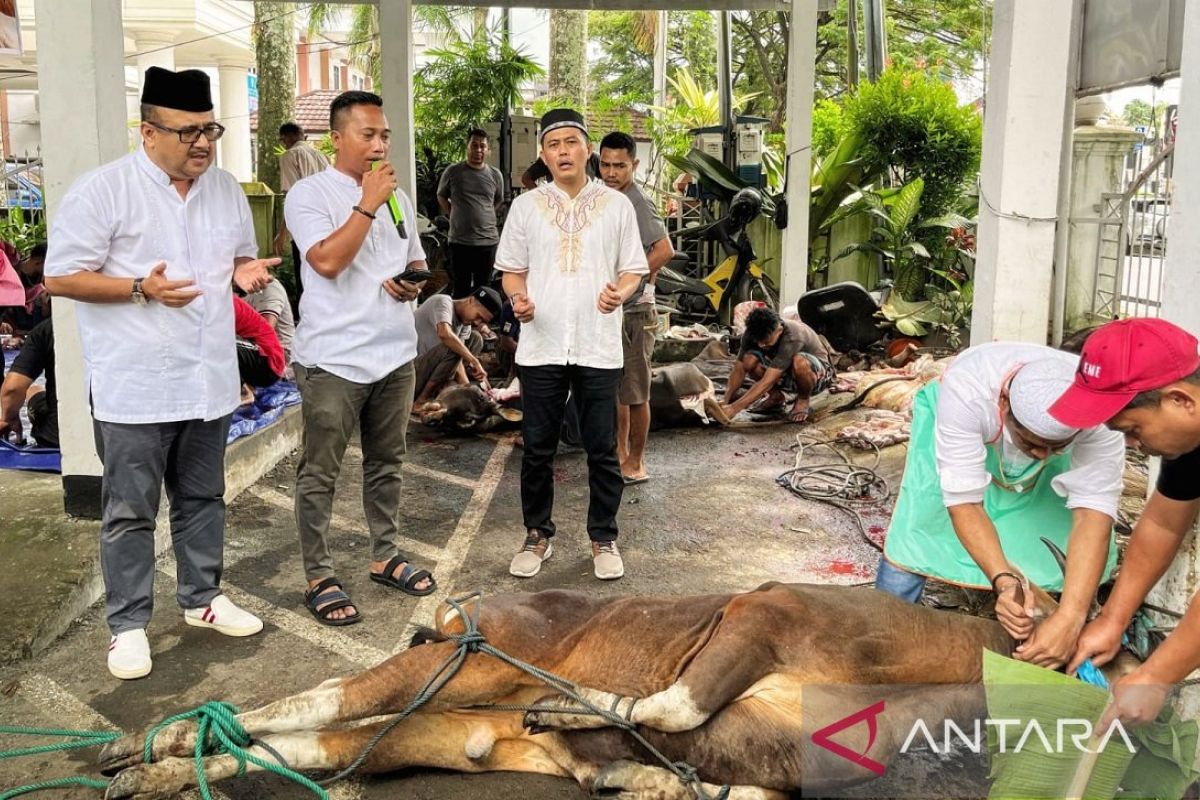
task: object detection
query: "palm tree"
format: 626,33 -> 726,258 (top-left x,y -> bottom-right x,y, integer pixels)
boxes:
306,4 -> 471,88
253,1 -> 297,190
548,9 -> 588,106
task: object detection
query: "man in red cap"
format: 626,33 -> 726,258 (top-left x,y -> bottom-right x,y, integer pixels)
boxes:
1054,318 -> 1200,728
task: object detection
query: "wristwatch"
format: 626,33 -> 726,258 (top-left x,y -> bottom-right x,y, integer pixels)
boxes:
131,277 -> 148,306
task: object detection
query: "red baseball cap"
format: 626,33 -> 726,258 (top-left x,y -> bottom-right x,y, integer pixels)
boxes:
1050,318 -> 1200,428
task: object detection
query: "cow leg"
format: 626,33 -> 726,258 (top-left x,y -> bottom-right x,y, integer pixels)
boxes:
100,641 -> 528,773
106,714 -> 583,800
592,761 -> 786,800
527,591 -> 785,734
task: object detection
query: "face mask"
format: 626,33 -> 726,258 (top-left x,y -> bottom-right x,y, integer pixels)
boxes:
998,425 -> 1038,480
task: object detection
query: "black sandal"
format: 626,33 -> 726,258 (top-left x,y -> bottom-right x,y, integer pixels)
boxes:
304,577 -> 362,627
369,555 -> 437,597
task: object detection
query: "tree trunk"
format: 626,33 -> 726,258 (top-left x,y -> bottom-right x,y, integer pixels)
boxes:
549,10 -> 588,106
254,2 -> 296,191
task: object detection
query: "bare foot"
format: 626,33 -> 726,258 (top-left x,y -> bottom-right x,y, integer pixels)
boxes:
369,558 -> 433,593
788,398 -> 811,423
620,457 -> 647,482
306,579 -> 356,622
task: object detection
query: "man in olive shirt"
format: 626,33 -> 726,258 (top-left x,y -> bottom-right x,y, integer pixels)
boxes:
1056,319 -> 1200,729
722,307 -> 833,423
437,129 -> 505,298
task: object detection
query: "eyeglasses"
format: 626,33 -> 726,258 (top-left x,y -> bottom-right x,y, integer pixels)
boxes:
147,121 -> 226,144
1005,408 -> 1077,455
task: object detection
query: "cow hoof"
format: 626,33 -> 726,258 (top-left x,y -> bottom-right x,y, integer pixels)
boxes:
99,721 -> 195,775
592,760 -> 683,799
104,766 -> 167,800
98,735 -> 143,776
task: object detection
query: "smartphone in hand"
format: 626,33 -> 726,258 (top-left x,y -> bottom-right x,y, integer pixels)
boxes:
393,268 -> 433,285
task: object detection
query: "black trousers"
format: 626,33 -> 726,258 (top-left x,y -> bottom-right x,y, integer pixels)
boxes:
236,341 -> 279,388
518,364 -> 623,542
448,242 -> 497,298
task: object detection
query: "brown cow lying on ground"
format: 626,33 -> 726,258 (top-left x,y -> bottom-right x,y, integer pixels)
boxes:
98,582 -> 1130,800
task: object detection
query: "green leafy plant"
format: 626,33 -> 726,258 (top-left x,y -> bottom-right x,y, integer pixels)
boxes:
841,69 -> 982,221
0,206 -> 46,256
833,176 -> 929,299
413,26 -> 544,167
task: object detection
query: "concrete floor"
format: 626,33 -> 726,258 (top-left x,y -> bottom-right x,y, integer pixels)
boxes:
0,415 -> 982,799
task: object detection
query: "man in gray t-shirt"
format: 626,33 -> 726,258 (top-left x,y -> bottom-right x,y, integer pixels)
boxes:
243,277 -> 295,356
412,287 -> 503,406
598,132 -> 675,485
724,308 -> 834,423
437,128 -> 505,299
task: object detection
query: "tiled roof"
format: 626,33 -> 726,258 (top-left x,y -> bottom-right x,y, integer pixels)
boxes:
249,90 -> 339,134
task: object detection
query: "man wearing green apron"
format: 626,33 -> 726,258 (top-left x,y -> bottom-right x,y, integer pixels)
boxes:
877,342 -> 1126,669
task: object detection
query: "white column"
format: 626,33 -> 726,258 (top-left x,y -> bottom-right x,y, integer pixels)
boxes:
779,0 -> 819,307
378,0 -> 417,204
1148,0 -> 1200,644
217,59 -> 253,181
134,31 -> 176,91
35,0 -> 128,516
970,0 -> 1081,345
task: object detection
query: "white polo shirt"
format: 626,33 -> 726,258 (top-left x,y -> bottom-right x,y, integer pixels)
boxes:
45,147 -> 258,424
935,342 -> 1125,517
495,179 -> 648,369
285,167 -> 425,384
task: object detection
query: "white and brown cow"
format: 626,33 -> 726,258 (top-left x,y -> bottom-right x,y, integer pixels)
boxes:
98,582 -> 1126,800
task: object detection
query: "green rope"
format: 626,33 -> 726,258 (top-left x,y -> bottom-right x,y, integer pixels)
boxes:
0,702 -> 327,800
0,776 -> 111,799
141,701 -> 328,800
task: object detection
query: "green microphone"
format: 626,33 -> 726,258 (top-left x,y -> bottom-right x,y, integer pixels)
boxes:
372,161 -> 407,239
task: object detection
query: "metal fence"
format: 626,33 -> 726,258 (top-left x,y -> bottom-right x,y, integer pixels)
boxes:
0,152 -> 43,213
1091,141 -> 1173,320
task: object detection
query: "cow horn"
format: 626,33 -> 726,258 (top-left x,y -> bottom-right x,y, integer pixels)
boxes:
1041,537 -> 1103,620
1040,537 -> 1068,575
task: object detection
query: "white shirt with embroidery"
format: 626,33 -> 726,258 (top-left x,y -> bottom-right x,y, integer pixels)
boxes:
285,167 -> 425,384
934,342 -> 1125,517
45,147 -> 258,424
495,180 -> 648,369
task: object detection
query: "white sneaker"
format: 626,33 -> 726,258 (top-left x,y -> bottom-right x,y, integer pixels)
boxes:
184,594 -> 264,637
107,629 -> 152,680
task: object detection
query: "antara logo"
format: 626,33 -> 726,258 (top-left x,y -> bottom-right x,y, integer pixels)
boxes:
1082,362 -> 1102,379
811,700 -> 1137,776
811,700 -> 887,776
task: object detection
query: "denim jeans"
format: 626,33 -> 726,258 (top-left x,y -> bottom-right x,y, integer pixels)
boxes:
875,555 -> 927,603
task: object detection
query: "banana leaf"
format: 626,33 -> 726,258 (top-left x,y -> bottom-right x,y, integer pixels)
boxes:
983,650 -> 1199,800
810,130 -> 877,243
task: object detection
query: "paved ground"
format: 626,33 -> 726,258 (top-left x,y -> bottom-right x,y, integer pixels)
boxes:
0,415 -> 973,799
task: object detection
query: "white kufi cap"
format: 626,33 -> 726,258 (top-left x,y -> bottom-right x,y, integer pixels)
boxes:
1009,358 -> 1081,441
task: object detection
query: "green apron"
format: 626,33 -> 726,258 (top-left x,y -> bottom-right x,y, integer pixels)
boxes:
883,382 -> 1117,591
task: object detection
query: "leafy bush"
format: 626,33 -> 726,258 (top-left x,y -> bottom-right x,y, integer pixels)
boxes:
0,207 -> 46,256
842,69 -> 982,219
811,98 -> 847,158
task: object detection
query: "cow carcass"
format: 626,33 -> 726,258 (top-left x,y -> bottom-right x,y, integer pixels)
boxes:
97,582 -> 1131,799
649,363 -> 731,430
419,384 -> 521,433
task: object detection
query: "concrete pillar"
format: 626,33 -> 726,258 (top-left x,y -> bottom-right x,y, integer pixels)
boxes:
1061,126 -> 1140,335
970,0 -> 1081,345
217,59 -> 253,181
1149,0 -> 1200,643
134,31 -> 176,92
779,0 -> 819,308
378,0 -> 417,204
35,0 -> 128,517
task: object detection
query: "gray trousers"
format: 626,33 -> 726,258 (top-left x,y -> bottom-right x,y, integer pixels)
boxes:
95,416 -> 231,635
293,361 -> 415,581
413,329 -> 484,399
